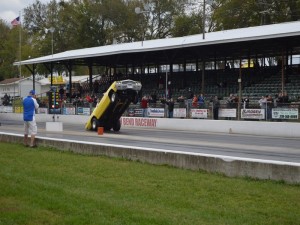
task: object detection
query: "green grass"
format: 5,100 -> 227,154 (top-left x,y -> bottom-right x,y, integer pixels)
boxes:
0,143 -> 299,225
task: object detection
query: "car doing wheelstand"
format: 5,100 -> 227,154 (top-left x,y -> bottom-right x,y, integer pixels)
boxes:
85,80 -> 142,132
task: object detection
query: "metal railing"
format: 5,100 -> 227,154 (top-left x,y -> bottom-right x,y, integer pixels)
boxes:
2,98 -> 300,122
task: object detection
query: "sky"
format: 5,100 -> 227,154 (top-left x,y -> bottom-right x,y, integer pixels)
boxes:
0,0 -> 50,24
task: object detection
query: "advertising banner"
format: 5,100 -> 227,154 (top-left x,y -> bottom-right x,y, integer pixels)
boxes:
219,108 -> 236,118
38,108 -> 48,114
148,108 -> 164,117
272,108 -> 298,119
0,106 -> 13,113
241,109 -> 265,119
134,108 -> 143,117
63,107 -> 76,115
190,109 -> 208,118
77,107 -> 90,115
127,108 -> 135,117
173,108 -> 187,118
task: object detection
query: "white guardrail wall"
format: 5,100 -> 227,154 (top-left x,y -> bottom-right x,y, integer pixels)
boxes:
1,113 -> 300,138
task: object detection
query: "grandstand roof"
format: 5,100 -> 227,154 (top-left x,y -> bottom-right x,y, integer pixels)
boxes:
15,21 -> 300,67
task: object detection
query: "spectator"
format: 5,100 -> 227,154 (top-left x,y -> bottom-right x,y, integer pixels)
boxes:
158,76 -> 164,89
3,93 -> 10,106
266,95 -> 273,120
226,94 -> 236,120
186,88 -> 194,100
212,96 -> 220,120
177,95 -> 186,108
65,84 -> 70,99
23,90 -> 39,148
226,93 -> 237,108
59,85 -> 65,100
93,80 -> 100,94
198,93 -> 205,108
273,94 -> 279,108
282,91 -> 289,104
186,88 -> 194,109
277,92 -> 283,107
151,92 -> 157,107
86,94 -> 93,103
192,95 -> 198,108
258,96 -> 267,119
242,96 -> 250,109
78,84 -> 83,98
141,96 -> 148,117
165,98 -> 175,118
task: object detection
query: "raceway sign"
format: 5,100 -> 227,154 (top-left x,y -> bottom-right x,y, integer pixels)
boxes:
121,117 -> 157,127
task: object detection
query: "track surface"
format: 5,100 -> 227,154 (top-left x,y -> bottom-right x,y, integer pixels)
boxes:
1,120 -> 300,163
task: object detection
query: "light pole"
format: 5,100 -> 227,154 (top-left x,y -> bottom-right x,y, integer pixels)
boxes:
203,0 -> 206,40
135,4 -> 150,46
45,27 -> 55,56
201,0 -> 212,95
202,0 -> 213,40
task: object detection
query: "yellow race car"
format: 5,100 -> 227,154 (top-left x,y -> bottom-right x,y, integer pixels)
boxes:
85,79 -> 142,132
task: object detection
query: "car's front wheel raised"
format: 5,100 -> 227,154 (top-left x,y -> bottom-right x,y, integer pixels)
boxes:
91,117 -> 99,131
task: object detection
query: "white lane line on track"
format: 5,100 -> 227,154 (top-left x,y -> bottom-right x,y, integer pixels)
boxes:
1,131 -> 300,167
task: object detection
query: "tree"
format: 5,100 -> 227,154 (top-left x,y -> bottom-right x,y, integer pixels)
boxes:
171,13 -> 201,37
12,0 -> 300,79
212,0 -> 300,31
1,29 -> 19,78
0,20 -> 13,80
142,0 -> 187,39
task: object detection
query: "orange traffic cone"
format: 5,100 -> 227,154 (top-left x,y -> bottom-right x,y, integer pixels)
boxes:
98,127 -> 104,135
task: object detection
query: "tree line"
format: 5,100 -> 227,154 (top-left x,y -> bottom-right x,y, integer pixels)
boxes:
0,0 -> 299,79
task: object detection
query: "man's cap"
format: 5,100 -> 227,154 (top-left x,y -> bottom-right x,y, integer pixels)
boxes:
29,90 -> 35,95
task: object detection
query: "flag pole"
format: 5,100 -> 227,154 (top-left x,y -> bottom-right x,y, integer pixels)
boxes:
19,11 -> 22,78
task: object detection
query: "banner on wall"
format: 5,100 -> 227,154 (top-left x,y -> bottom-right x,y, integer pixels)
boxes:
77,107 -> 90,115
147,108 -> 164,117
190,109 -> 208,118
173,108 -> 187,118
38,108 -> 48,114
134,108 -> 143,117
63,107 -> 76,115
241,109 -> 265,120
127,108 -> 143,117
127,108 -> 135,117
219,108 -> 236,118
272,108 -> 298,119
0,106 -> 13,113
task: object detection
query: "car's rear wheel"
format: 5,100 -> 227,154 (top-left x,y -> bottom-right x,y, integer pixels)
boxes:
91,117 -> 99,131
113,120 -> 121,132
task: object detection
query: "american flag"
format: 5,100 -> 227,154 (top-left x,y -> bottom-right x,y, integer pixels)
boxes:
11,16 -> 20,26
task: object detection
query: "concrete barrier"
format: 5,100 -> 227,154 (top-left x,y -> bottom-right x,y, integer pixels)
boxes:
1,132 -> 299,184
1,113 -> 300,138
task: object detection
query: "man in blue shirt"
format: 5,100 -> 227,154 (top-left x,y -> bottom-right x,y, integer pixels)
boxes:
23,90 -> 39,147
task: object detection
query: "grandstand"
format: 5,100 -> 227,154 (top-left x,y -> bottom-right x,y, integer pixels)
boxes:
78,64 -> 300,106
13,21 -> 300,111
